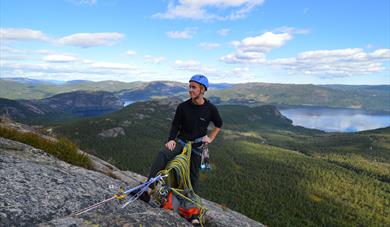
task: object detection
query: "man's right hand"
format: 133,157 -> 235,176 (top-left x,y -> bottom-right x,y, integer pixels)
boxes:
165,140 -> 176,151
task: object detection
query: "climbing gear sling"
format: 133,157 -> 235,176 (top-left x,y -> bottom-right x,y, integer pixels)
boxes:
73,174 -> 166,216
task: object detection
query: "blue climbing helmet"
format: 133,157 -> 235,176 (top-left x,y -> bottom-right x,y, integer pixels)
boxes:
189,74 -> 209,91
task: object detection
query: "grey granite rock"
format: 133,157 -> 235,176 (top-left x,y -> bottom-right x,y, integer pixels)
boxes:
0,134 -> 264,227
0,137 -> 189,227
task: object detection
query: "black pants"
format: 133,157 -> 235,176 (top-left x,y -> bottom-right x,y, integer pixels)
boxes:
148,143 -> 202,193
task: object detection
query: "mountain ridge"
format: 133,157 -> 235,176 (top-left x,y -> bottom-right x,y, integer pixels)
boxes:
1,78 -> 388,112
0,90 -> 123,124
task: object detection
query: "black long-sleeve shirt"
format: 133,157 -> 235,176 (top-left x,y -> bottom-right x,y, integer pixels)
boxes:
168,98 -> 223,142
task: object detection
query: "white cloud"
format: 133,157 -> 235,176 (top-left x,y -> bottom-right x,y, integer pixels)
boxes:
233,67 -> 250,73
221,32 -> 292,64
1,53 -> 251,83
34,49 -> 57,55
67,0 -> 97,5
296,48 -> 364,60
1,55 -> 31,61
220,51 -> 267,64
217,28 -> 230,36
1,46 -> 59,56
0,28 -> 125,48
155,2 -> 211,20
144,55 -> 165,64
58,32 -> 124,47
43,54 -> 78,63
369,49 -> 390,59
1,46 -> 28,54
166,28 -> 197,39
0,28 -> 50,41
271,26 -> 310,35
172,59 -> 223,80
2,61 -> 76,74
268,48 -> 390,76
126,50 -> 137,56
1,58 -> 140,82
220,30 -> 390,77
174,59 -> 202,71
199,42 -> 221,50
233,32 -> 292,52
90,62 -> 136,70
172,59 -> 230,83
154,0 -> 265,20
1,47 -> 63,62
172,63 -> 255,83
232,67 -> 255,81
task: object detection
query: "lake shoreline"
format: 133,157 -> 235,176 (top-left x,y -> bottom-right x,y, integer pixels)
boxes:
279,106 -> 390,133
276,104 -> 390,115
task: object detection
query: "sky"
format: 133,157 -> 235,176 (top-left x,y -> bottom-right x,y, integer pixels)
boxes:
0,0 -> 389,84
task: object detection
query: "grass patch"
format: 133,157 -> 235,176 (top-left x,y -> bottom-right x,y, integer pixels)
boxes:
0,126 -> 92,169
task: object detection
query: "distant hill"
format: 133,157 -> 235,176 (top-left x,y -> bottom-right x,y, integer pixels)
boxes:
64,80 -> 91,85
0,91 -> 123,124
320,84 -> 390,92
208,83 -> 390,112
116,81 -> 187,101
0,78 -> 188,101
0,79 -> 143,99
1,77 -> 66,85
54,99 -> 390,226
209,83 -> 234,89
1,78 -> 389,112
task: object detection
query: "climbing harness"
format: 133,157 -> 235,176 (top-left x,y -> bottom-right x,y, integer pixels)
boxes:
73,175 -> 166,216
178,137 -> 203,156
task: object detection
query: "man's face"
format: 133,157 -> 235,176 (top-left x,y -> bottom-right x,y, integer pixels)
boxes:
188,81 -> 203,98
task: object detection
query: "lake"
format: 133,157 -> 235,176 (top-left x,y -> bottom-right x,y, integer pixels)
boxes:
279,107 -> 390,132
123,100 -> 135,106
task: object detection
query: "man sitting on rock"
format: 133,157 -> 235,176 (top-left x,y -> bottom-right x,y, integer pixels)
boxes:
136,74 -> 223,225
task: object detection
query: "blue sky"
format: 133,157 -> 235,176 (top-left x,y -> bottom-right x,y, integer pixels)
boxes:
0,0 -> 389,84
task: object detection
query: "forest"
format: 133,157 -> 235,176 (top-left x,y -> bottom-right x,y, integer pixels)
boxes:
54,100 -> 390,226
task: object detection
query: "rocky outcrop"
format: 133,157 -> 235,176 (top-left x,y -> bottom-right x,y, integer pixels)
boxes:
0,137 -> 192,227
154,97 -> 182,108
98,127 -> 126,138
0,121 -> 264,227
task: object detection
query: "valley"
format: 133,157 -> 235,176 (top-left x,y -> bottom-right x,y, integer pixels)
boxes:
1,79 -> 389,226
52,99 -> 390,226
